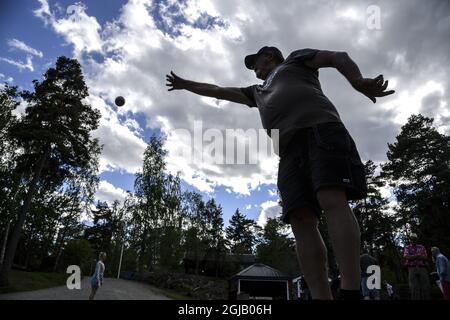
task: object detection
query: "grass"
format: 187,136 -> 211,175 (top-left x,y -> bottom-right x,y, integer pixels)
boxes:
0,270 -> 67,294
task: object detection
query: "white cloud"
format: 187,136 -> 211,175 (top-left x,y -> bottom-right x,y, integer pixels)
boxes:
268,188 -> 277,197
85,95 -> 147,174
11,99 -> 28,118
34,1 -> 103,57
381,80 -> 446,125
257,200 -> 282,227
33,0 -> 450,198
0,73 -> 13,83
0,55 -> 34,72
245,204 -> 252,210
95,180 -> 127,205
7,39 -> 43,58
34,0 -> 52,25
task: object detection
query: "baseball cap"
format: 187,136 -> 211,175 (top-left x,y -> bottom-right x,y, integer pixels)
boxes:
244,46 -> 284,69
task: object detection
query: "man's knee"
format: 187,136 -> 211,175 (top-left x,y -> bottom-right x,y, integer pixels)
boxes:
316,187 -> 348,212
290,207 -> 319,231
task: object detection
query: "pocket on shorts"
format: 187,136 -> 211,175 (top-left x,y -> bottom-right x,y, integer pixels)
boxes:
312,122 -> 352,153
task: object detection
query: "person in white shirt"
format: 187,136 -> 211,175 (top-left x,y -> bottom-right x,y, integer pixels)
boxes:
89,252 -> 106,300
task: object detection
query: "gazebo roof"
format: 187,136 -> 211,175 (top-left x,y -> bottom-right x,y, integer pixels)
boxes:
231,263 -> 290,280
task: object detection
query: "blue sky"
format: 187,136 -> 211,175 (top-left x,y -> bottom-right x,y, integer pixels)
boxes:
0,0 -> 279,226
2,0 -> 449,227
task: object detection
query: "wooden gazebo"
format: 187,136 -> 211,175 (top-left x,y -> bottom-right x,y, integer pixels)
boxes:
229,263 -> 292,300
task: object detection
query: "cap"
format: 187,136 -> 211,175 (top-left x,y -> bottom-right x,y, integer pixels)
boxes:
244,46 -> 284,69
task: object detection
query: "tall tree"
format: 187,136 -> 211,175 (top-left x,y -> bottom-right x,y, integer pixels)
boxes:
0,85 -> 21,266
0,57 -> 101,286
182,191 -> 208,275
226,209 -> 258,254
132,135 -> 167,272
382,114 -> 450,255
351,160 -> 404,281
352,161 -> 397,253
159,173 -> 185,270
256,217 -> 298,275
84,201 -> 115,256
203,199 -> 229,276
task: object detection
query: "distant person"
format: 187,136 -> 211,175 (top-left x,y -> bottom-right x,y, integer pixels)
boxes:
384,281 -> 396,300
330,274 -> 341,300
403,233 -> 430,299
299,276 -> 312,300
430,247 -> 450,300
89,252 -> 106,300
360,253 -> 380,300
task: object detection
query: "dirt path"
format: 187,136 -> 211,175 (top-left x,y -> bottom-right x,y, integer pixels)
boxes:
0,277 -> 171,300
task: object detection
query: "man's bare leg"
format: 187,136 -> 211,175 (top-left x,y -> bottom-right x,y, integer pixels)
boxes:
89,286 -> 98,300
290,208 -> 333,299
317,187 -> 361,291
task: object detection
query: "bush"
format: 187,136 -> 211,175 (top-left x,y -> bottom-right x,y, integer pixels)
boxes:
61,239 -> 94,276
135,271 -> 228,300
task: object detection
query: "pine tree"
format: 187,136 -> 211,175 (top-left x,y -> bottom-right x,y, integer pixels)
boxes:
256,218 -> 298,275
226,209 -> 257,254
0,57 -> 101,286
382,114 -> 450,255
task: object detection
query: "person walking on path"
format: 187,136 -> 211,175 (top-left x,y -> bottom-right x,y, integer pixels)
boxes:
89,252 -> 106,300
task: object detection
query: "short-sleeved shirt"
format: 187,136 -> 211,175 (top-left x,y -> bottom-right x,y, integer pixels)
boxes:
403,244 -> 428,267
436,254 -> 450,282
91,260 -> 105,284
240,48 -> 342,156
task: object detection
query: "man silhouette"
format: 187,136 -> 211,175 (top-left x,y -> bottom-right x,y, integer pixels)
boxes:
166,46 -> 394,299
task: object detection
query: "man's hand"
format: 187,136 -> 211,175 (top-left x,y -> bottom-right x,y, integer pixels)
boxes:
166,71 -> 187,91
352,75 -> 395,103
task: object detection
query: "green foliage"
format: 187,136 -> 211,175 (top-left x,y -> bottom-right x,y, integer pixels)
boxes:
0,270 -> 67,294
382,114 -> 450,255
256,218 -> 299,276
226,209 -> 259,254
0,56 -> 101,286
62,239 -> 94,275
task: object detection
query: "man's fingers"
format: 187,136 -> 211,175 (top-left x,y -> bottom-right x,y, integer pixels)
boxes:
380,80 -> 388,91
377,90 -> 395,97
375,74 -> 383,83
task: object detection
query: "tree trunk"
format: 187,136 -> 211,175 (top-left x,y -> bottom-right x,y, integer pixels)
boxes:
53,229 -> 66,272
0,153 -> 47,286
53,190 -> 81,272
0,221 -> 10,266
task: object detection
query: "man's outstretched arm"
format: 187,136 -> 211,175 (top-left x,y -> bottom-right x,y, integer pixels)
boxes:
304,50 -> 395,103
165,71 -> 253,106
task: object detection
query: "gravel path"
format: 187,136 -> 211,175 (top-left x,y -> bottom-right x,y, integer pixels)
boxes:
0,277 -> 171,300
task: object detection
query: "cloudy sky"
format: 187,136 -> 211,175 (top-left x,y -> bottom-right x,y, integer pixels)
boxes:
1,0 -> 449,227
